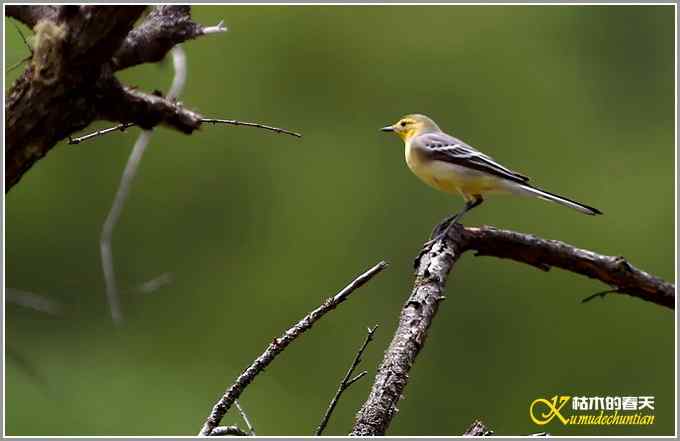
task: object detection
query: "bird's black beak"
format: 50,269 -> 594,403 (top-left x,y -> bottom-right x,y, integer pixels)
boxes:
380,125 -> 394,132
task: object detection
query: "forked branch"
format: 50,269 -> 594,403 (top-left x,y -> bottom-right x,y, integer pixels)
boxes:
4,5 -> 296,192
315,325 -> 378,435
351,223 -> 674,436
198,261 -> 388,436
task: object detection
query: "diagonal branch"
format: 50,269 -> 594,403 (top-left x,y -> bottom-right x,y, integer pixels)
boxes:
198,261 -> 388,436
315,325 -> 378,435
351,223 -> 674,436
350,228 -> 464,436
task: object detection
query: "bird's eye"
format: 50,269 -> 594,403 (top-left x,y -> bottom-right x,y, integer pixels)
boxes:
400,121 -> 407,127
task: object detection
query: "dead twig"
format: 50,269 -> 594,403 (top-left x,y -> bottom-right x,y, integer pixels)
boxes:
100,45 -> 186,325
315,325 -> 378,435
198,261 -> 388,436
200,118 -> 302,138
6,288 -> 62,315
581,288 -> 620,304
234,400 -> 255,436
68,123 -> 135,145
68,118 -> 302,145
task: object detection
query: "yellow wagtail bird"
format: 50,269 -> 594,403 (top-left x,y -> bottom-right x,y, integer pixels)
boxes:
381,114 -> 602,241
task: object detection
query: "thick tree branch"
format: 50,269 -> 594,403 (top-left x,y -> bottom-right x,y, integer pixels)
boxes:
462,226 -> 674,309
5,5 -> 146,192
6,5 -> 58,28
350,229 -> 462,436
112,6 -> 226,71
351,223 -> 673,436
100,82 -> 202,133
4,5 -> 231,192
198,261 -> 388,436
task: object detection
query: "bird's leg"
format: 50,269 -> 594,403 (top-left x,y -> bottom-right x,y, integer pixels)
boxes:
439,196 -> 484,237
428,213 -> 459,240
414,196 -> 484,269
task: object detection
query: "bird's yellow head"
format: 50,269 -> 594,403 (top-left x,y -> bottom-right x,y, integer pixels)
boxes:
380,114 -> 441,142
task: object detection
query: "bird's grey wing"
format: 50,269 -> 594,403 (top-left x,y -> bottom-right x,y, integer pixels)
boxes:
416,132 -> 530,183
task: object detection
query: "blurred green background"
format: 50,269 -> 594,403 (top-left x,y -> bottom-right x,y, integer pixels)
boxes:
4,5 -> 675,436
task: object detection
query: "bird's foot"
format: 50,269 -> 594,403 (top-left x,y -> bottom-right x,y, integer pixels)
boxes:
414,213 -> 462,269
429,214 -> 458,240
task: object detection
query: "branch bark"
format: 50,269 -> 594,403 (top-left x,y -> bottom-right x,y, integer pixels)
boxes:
4,5 -> 224,192
6,5 -> 58,28
463,420 -> 494,436
209,426 -> 248,436
462,226 -> 674,309
112,5 -> 225,71
198,261 -> 388,436
350,223 -> 674,436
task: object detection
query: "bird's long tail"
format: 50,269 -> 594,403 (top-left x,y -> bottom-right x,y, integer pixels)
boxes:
507,183 -> 602,216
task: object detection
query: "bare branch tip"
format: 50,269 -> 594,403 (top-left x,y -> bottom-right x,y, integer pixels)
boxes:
581,288 -> 619,304
346,370 -> 368,387
203,19 -> 228,34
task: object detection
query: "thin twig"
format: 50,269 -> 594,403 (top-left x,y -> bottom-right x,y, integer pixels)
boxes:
68,117 -> 302,145
10,17 -> 32,53
6,288 -> 62,315
200,118 -> 302,138
315,325 -> 378,436
209,426 -> 248,436
346,371 -> 367,387
68,123 -> 135,145
202,20 -> 227,34
134,273 -> 174,294
581,288 -> 619,304
99,45 -> 187,325
6,18 -> 32,73
234,400 -> 255,436
198,261 -> 388,436
100,129 -> 151,324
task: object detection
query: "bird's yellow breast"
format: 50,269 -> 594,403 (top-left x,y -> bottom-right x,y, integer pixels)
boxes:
404,141 -> 500,196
